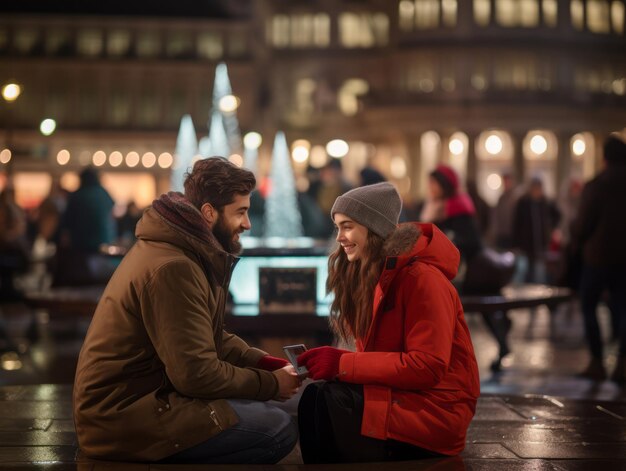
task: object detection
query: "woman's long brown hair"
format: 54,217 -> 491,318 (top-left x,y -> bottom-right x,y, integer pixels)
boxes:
327,230 -> 385,342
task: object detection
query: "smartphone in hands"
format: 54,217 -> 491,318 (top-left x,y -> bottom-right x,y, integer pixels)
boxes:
283,344 -> 308,377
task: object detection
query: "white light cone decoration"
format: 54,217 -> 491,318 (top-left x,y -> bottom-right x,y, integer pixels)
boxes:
212,63 -> 233,104
264,131 -> 304,238
171,114 -> 198,192
214,63 -> 243,156
207,108 -> 230,158
198,136 -> 212,158
244,147 -> 258,177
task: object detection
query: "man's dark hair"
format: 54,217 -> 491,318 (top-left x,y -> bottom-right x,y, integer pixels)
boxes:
183,157 -> 256,211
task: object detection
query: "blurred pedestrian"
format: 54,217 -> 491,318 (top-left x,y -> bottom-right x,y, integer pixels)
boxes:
316,159 -> 353,237
54,167 -> 117,285
419,165 -> 514,369
420,164 -> 482,264
512,175 -> 560,284
116,200 -> 142,246
466,180 -> 492,239
35,178 -> 67,243
552,176 -> 584,290
59,167 -> 115,252
359,166 -> 386,186
492,172 -> 520,250
556,176 -> 583,249
572,134 -> 626,383
297,165 -> 327,238
0,184 -> 29,301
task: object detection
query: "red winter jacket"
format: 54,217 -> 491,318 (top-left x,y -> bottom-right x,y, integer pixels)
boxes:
337,222 -> 480,455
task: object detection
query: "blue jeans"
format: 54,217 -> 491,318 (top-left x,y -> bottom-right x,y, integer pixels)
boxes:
163,400 -> 298,464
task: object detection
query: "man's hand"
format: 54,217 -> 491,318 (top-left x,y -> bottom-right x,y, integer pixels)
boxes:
272,364 -> 301,401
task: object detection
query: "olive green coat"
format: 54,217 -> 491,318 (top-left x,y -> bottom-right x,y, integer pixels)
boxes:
73,206 -> 278,461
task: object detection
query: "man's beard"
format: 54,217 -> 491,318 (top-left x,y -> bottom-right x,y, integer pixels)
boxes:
212,215 -> 242,255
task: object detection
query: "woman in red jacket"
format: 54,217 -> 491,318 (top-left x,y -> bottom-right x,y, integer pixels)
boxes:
297,182 -> 480,463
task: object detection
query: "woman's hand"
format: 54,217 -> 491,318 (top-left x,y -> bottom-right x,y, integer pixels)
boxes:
297,346 -> 349,381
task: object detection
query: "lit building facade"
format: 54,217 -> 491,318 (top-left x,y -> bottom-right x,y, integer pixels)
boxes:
0,0 -> 625,207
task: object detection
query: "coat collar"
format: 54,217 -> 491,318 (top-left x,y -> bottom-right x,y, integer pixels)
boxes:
363,223 -> 422,349
136,206 -> 237,282
363,222 -> 460,349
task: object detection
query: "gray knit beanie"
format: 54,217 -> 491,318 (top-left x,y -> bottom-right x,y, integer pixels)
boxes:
331,182 -> 402,238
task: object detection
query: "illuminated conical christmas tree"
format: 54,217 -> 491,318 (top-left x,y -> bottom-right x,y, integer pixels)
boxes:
243,132 -> 261,177
214,62 -> 243,156
207,107 -> 230,158
171,114 -> 197,192
264,131 -> 303,238
200,62 -> 243,159
198,136 -> 211,158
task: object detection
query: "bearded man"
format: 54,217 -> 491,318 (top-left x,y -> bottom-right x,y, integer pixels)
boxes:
73,157 -> 300,464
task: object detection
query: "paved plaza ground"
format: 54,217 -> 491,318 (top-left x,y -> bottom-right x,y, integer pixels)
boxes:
0,300 -> 624,469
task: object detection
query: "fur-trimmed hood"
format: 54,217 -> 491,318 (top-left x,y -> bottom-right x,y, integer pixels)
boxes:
383,222 -> 460,280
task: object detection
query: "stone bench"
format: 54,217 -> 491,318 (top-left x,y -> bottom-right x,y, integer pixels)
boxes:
21,283 -> 573,370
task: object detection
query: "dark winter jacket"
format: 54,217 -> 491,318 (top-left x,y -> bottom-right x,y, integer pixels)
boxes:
573,164 -> 626,267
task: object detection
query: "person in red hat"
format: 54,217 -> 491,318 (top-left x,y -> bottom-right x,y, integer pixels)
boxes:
296,182 -> 480,463
421,164 -> 514,369
420,164 -> 483,264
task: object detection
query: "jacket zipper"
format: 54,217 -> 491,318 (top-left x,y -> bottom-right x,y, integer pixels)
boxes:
211,255 -> 238,353
209,408 -> 222,431
218,258 -> 235,324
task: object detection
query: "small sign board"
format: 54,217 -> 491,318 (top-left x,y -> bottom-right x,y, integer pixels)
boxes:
259,267 -> 317,314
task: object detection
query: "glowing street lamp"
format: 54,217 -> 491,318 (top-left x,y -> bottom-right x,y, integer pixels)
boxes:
0,149 -> 11,164
158,152 -> 174,169
2,82 -> 22,174
218,94 -> 240,113
292,139 -> 310,163
126,151 -> 140,167
1,83 -> 21,103
572,138 -> 586,156
326,139 -> 349,158
243,132 -> 262,150
449,138 -> 464,156
56,149 -> 70,166
485,135 -> 503,155
40,118 -> 57,136
529,135 -> 547,155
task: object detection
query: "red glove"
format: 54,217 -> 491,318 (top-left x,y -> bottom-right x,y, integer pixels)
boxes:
297,346 -> 349,381
256,355 -> 290,371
